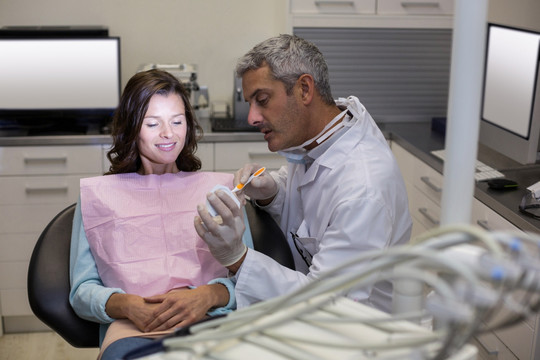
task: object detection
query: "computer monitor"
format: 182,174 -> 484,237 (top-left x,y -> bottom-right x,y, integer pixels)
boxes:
479,23 -> 540,165
0,37 -> 121,134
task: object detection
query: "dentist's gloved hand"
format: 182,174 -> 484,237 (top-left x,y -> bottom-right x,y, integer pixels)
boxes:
194,189 -> 247,268
234,163 -> 278,204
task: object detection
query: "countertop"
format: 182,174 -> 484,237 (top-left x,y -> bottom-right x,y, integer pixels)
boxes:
383,122 -> 540,233
0,118 -> 264,146
0,131 -> 265,146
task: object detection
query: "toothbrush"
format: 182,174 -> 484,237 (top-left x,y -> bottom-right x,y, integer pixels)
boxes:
232,167 -> 266,193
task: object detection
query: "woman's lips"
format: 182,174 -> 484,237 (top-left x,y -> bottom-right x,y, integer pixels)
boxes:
156,142 -> 176,151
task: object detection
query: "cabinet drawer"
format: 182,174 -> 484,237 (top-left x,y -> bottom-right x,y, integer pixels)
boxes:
0,145 -> 102,175
471,198 -> 521,232
377,0 -> 454,15
291,0 -> 375,14
479,301 -> 536,360
492,309 -> 536,360
475,332 -> 518,360
392,142 -> 416,182
401,179 -> 429,240
197,143 -> 214,171
413,160 -> 443,206
408,183 -> 441,231
0,175 -> 84,205
214,142 -> 286,172
0,233 -> 36,262
0,203 -> 72,234
0,289 -> 31,316
392,142 -> 443,205
0,261 -> 27,290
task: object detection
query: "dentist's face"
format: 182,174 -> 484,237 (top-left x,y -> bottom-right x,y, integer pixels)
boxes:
137,93 -> 187,175
242,65 -> 307,152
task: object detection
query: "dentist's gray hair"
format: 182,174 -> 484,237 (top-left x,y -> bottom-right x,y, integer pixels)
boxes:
236,34 -> 335,105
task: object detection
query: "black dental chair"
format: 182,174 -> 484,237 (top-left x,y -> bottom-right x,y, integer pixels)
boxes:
27,202 -> 294,348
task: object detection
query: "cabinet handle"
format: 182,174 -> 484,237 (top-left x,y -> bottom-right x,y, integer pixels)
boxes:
418,207 -> 440,225
474,336 -> 500,356
400,1 -> 440,8
25,185 -> 69,193
315,1 -> 354,7
24,156 -> 68,164
476,220 -> 492,231
420,176 -> 442,193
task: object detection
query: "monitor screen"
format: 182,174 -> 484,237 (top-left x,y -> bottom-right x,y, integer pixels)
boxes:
482,25 -> 540,139
0,38 -> 120,110
479,24 -> 540,164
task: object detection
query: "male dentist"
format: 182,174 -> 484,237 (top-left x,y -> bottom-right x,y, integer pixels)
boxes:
196,34 -> 412,313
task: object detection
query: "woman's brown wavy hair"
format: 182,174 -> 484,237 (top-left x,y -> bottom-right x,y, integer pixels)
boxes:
105,69 -> 202,174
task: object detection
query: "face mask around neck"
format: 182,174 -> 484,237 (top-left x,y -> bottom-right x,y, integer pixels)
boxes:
277,107 -> 354,163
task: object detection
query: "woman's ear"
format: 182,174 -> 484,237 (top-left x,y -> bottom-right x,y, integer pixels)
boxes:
297,74 -> 315,105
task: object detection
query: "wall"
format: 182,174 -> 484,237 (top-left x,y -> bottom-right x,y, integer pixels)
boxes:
488,0 -> 540,32
0,0 -> 288,106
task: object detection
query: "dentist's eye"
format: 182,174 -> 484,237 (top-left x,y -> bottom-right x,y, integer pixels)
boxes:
256,95 -> 269,106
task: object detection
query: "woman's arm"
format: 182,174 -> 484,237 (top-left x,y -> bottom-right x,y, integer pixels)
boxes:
69,199 -> 125,324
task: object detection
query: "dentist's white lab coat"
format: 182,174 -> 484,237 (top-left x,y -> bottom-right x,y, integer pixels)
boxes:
234,97 -> 412,312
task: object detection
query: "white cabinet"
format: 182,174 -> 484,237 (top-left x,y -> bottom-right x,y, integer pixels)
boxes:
471,197 -> 521,232
391,142 -> 442,239
0,145 -> 103,331
377,0 -> 453,15
0,145 -> 102,175
197,142 -> 215,171
291,0 -> 375,14
290,0 -> 454,28
214,142 -> 286,172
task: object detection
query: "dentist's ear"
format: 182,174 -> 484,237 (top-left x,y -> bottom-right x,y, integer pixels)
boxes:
297,74 -> 315,105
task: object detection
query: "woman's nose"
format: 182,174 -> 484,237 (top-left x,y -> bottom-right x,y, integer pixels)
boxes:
160,123 -> 173,138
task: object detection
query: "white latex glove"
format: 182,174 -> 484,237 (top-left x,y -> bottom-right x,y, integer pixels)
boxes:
234,163 -> 278,202
194,189 -> 247,267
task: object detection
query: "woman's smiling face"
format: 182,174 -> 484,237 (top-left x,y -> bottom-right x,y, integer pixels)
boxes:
137,92 -> 187,175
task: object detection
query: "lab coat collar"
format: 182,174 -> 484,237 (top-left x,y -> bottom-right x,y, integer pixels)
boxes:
298,120 -> 360,188
298,97 -> 378,188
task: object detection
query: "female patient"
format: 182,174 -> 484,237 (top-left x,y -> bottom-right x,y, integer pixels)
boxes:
69,69 -> 240,359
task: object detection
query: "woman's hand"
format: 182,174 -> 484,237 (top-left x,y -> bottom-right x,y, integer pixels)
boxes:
105,293 -> 161,332
105,284 -> 229,333
143,284 -> 229,332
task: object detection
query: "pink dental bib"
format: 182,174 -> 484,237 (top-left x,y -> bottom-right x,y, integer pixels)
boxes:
80,171 -> 232,297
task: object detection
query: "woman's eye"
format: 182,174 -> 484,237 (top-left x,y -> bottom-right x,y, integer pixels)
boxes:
145,123 -> 158,128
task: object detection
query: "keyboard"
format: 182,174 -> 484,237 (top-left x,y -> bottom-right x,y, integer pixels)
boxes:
430,149 -> 505,182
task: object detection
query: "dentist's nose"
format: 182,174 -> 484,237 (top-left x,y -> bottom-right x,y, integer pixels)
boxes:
247,105 -> 263,127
